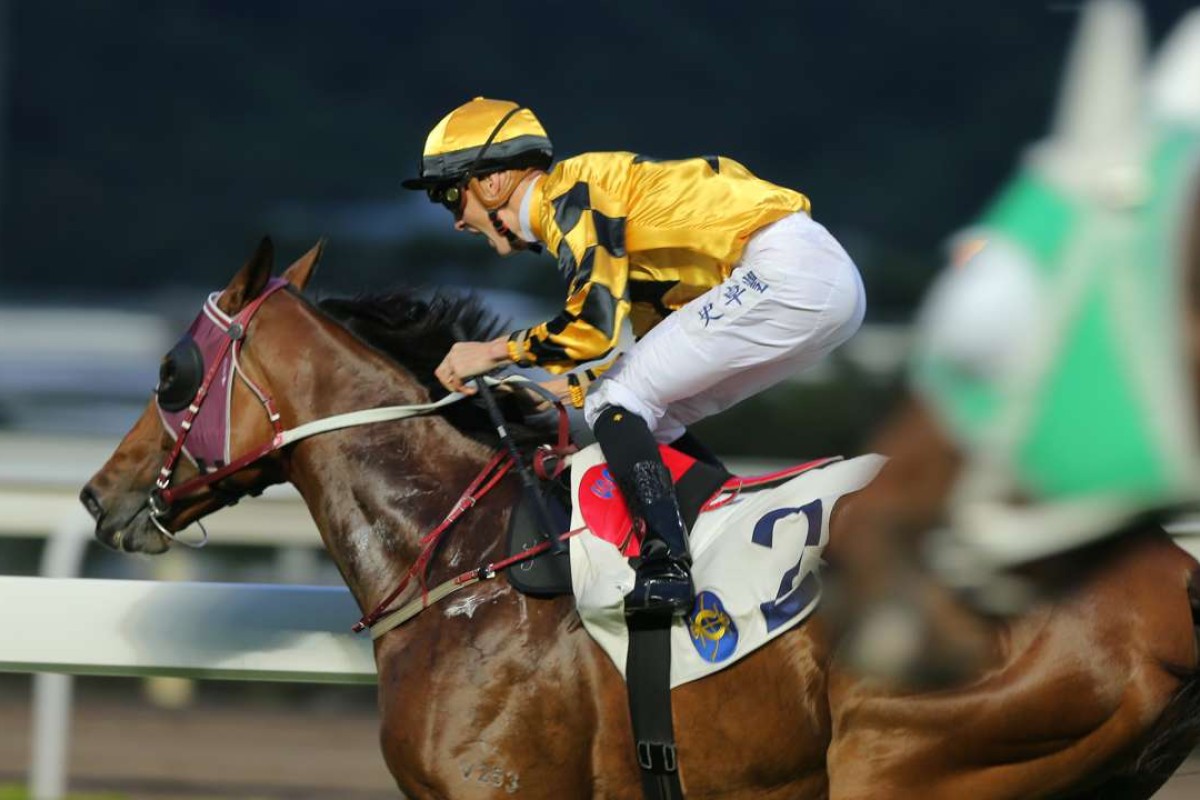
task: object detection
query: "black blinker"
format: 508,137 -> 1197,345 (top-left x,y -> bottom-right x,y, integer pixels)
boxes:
156,336 -> 204,412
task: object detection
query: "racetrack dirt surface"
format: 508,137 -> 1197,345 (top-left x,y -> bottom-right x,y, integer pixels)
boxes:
0,676 -> 397,799
0,676 -> 1196,799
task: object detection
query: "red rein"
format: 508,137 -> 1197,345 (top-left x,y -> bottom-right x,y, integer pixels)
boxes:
354,452 -> 841,634
353,450 -> 516,633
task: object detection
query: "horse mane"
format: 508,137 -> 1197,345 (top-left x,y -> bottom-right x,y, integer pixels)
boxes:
1133,661 -> 1200,775
1128,564 -> 1200,782
314,287 -> 552,447
318,288 -> 507,381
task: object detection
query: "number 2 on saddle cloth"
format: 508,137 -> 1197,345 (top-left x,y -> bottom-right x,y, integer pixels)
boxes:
577,443 -> 834,632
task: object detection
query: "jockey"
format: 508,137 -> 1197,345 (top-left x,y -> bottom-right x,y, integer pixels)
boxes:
403,97 -> 866,618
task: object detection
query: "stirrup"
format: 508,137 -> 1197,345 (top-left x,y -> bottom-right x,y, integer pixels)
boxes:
625,555 -> 695,618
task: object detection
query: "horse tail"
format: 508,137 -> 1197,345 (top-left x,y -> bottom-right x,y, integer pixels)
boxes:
1127,562 -> 1200,782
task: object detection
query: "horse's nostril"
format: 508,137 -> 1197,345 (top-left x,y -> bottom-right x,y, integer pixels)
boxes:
80,485 -> 105,523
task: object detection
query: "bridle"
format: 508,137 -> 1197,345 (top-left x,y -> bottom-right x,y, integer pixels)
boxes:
149,279 -> 523,544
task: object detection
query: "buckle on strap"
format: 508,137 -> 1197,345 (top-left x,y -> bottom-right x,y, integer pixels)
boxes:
636,740 -> 677,773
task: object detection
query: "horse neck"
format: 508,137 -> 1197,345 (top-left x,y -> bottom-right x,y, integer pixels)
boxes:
252,295 -> 514,613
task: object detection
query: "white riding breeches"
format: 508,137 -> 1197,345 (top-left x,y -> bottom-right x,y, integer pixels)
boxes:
583,212 -> 866,443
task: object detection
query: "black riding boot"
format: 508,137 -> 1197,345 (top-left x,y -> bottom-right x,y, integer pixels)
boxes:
593,406 -> 695,618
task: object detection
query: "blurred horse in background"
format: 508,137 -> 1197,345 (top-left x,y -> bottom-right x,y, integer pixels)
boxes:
827,2 -> 1200,795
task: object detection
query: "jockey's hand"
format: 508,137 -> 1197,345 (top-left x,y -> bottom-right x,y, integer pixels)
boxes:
435,338 -> 511,395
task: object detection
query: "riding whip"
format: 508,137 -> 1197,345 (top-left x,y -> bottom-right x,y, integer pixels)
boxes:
451,325 -> 567,555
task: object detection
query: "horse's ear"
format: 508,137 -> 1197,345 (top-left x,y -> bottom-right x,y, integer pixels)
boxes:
282,238 -> 325,292
220,236 -> 275,314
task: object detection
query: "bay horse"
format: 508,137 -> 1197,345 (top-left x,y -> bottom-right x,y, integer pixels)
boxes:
81,238 -> 1200,798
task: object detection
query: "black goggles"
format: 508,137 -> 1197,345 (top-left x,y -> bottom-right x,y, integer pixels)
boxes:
427,181 -> 467,218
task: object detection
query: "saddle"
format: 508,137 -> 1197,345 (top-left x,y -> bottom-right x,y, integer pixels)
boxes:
505,443 -> 731,597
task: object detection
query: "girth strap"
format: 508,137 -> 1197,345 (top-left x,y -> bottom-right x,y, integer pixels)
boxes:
627,617 -> 684,799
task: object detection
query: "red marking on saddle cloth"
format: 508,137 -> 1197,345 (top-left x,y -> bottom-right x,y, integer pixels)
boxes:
578,445 -> 694,558
578,446 -> 837,557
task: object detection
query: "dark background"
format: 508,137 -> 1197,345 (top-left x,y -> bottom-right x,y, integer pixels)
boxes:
1,0 -> 1195,455
3,0 -> 1194,309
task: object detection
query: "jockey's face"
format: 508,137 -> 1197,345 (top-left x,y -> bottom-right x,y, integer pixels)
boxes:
454,175 -> 517,257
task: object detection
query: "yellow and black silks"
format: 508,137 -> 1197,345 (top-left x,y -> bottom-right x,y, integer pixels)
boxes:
507,152 -> 810,373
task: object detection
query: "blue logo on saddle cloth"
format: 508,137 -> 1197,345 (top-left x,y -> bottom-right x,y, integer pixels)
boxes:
687,591 -> 739,663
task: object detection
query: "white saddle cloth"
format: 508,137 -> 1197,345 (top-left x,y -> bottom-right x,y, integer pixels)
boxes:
568,444 -> 886,688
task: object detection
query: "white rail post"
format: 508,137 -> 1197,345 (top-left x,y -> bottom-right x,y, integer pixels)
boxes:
29,506 -> 93,800
144,554 -> 197,710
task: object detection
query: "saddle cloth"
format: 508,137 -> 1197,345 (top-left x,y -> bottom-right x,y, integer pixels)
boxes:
568,443 -> 886,688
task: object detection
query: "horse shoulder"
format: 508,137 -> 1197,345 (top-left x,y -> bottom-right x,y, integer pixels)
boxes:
374,584 -> 634,797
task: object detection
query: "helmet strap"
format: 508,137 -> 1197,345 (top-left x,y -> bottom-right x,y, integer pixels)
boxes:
467,168 -> 531,210
487,208 -> 542,254
459,105 -> 546,253
488,209 -> 523,248
461,104 -> 536,212
469,169 -> 544,254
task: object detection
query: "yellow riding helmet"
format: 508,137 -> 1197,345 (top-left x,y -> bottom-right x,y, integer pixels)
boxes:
401,97 -> 553,191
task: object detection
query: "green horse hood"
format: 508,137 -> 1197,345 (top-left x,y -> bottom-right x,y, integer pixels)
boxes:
911,124 -> 1200,566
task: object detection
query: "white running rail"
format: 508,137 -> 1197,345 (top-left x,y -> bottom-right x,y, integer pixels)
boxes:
0,433 -> 330,800
0,576 -> 375,683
